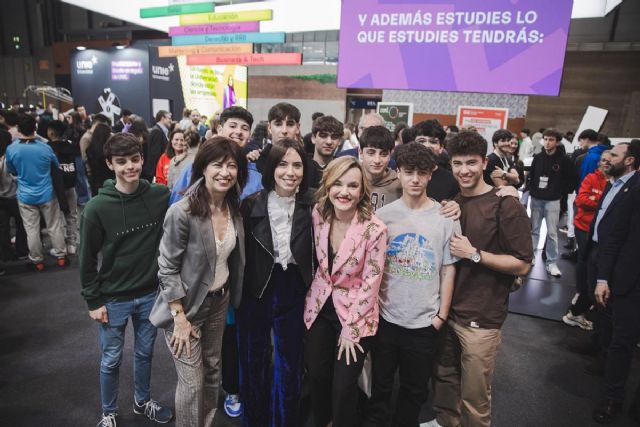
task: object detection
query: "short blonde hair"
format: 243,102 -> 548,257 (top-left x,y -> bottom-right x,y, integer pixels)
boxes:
315,156 -> 372,222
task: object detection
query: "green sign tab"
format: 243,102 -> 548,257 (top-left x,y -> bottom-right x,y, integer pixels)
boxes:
140,2 -> 214,19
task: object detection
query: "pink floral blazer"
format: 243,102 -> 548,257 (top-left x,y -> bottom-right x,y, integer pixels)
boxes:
304,206 -> 388,343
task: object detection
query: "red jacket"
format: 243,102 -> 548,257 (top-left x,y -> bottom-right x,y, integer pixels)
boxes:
574,170 -> 607,232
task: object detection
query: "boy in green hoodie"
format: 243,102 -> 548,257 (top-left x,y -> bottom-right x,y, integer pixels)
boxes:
79,133 -> 173,427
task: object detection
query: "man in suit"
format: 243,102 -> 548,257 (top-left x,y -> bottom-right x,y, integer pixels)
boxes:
578,142 -> 640,373
145,110 -> 171,181
591,140 -> 640,424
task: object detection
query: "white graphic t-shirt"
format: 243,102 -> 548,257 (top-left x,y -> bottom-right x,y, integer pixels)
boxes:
376,198 -> 460,329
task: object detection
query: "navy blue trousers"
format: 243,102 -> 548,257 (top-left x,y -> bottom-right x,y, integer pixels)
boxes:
237,264 -> 306,427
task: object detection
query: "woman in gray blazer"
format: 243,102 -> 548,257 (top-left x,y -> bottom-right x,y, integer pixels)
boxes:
150,136 -> 247,427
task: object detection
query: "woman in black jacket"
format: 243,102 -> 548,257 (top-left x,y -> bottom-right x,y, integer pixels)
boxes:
237,138 -> 315,427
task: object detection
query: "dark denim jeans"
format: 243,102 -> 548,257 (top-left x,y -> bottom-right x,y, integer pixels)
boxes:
98,291 -> 157,414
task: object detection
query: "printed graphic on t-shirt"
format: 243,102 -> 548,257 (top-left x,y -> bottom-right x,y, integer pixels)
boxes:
385,233 -> 436,280
371,191 -> 386,211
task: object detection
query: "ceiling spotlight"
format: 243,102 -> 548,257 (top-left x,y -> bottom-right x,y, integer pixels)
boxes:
76,46 -> 87,51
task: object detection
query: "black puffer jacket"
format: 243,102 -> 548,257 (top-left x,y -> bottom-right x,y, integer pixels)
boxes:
241,188 -> 315,299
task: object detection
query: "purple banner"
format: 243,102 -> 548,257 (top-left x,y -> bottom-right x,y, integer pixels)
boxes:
168,21 -> 260,37
337,0 -> 573,96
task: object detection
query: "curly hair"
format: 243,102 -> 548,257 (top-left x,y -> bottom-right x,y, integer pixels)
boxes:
395,143 -> 437,172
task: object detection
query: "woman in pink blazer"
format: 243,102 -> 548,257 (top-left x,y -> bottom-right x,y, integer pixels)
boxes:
304,156 -> 388,427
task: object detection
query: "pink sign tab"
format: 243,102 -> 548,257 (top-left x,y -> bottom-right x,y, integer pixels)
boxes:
187,53 -> 302,66
169,21 -> 260,36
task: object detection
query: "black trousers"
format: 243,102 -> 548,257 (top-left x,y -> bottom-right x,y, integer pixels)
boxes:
306,309 -> 371,427
362,318 -> 438,427
221,322 -> 239,394
604,288 -> 640,402
587,243 -> 614,352
570,228 -> 591,315
0,196 -> 27,260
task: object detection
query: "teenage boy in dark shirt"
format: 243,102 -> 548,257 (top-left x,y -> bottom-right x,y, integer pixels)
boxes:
527,128 -> 578,277
47,120 -> 80,254
79,133 -> 173,427
413,120 -> 459,202
484,129 -> 522,188
430,131 -> 533,427
308,115 -> 343,188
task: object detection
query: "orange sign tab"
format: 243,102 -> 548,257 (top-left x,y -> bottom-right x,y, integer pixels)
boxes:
158,43 -> 253,57
187,53 -> 302,66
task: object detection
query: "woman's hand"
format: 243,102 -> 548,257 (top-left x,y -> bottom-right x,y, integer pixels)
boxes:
337,336 -> 364,366
170,316 -> 200,358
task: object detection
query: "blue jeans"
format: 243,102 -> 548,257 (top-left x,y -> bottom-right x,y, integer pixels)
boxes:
530,197 -> 560,265
99,291 -> 157,414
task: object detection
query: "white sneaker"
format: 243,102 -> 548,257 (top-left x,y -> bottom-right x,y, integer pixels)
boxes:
224,394 -> 242,417
546,263 -> 562,277
562,312 -> 593,330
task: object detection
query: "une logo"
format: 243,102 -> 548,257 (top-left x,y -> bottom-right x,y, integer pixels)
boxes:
152,63 -> 174,76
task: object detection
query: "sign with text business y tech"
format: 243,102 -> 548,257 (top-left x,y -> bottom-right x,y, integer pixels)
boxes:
337,0 -> 574,96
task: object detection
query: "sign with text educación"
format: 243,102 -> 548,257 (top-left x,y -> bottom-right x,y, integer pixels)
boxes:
337,0 -> 574,96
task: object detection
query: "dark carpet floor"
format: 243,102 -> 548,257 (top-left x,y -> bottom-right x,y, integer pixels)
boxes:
1,257 -> 638,427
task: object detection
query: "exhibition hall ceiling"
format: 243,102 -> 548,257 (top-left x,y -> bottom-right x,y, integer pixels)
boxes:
60,0 -> 622,34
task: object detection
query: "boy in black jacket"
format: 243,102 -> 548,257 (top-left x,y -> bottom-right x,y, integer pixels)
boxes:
47,120 -> 79,254
527,128 -> 578,278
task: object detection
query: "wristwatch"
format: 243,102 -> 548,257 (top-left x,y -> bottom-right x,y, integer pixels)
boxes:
470,250 -> 482,263
170,308 -> 183,318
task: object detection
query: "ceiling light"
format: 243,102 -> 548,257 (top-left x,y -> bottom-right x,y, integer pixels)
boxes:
76,46 -> 87,51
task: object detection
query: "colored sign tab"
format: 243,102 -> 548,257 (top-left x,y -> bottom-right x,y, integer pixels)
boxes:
179,9 -> 272,25
172,32 -> 284,46
187,53 -> 302,66
169,21 -> 260,37
158,43 -> 253,58
140,2 -> 214,19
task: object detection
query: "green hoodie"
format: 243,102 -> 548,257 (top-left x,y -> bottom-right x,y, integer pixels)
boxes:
79,179 -> 170,310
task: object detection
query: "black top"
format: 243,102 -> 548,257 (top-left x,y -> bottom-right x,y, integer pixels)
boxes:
429,166 -> 460,202
48,139 -> 79,189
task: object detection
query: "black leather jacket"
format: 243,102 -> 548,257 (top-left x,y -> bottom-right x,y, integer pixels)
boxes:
241,188 -> 315,299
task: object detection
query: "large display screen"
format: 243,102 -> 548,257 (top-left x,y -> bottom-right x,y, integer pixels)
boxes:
337,0 -> 573,96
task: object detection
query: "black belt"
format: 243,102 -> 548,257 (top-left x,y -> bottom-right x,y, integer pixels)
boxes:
206,286 -> 228,298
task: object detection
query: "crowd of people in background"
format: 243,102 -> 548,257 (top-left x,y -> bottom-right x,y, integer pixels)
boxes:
0,100 -> 639,427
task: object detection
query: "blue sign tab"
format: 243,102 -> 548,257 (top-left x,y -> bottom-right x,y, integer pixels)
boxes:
172,32 -> 285,46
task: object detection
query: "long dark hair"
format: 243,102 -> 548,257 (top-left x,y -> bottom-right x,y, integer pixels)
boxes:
165,129 -> 185,159
261,138 -> 309,194
187,136 -> 248,218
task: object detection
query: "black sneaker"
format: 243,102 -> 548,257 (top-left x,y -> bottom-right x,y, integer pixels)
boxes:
133,399 -> 173,423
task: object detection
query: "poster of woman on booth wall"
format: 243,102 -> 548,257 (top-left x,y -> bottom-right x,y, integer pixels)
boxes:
223,75 -> 236,109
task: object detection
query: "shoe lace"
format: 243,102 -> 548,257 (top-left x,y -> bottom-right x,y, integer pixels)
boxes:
101,414 -> 117,427
143,399 -> 161,419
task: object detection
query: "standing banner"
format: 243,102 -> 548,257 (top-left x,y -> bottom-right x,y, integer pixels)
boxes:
176,57 -> 247,119
376,102 -> 414,131
338,0 -> 573,96
456,106 -> 509,150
